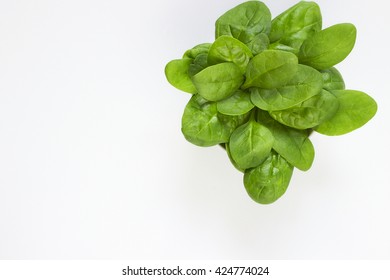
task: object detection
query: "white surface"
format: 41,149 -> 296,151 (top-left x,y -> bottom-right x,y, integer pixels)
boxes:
0,0 -> 389,259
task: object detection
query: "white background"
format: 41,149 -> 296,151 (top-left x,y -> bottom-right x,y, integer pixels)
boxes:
0,0 -> 389,259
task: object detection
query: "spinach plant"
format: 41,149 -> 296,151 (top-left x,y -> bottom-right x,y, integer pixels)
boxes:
165,1 -> 377,204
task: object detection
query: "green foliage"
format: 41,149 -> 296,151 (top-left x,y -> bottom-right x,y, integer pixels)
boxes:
215,1 -> 271,48
269,90 -> 339,129
315,90 -> 377,135
165,1 -> 377,204
320,67 -> 345,91
246,33 -> 270,56
188,53 -> 208,77
181,95 -> 248,147
192,62 -> 244,101
244,151 -> 293,204
269,1 -> 322,54
229,116 -> 274,170
217,90 -> 254,116
299,23 -> 357,70
208,35 -> 253,74
257,110 -> 314,171
243,50 -> 298,89
183,43 -> 211,60
165,59 -> 197,94
250,64 -> 323,111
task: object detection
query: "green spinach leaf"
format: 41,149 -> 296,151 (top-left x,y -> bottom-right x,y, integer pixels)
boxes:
165,58 -> 197,94
257,110 -> 314,171
218,111 -> 250,135
315,90 -> 377,135
245,33 -> 269,55
320,67 -> 345,91
244,151 -> 293,204
225,143 -> 245,173
268,42 -> 297,53
188,53 -> 209,77
215,1 -> 271,45
269,1 -> 322,53
208,35 -> 253,73
269,89 -> 339,129
229,117 -> 274,170
183,43 -> 211,59
181,95 -> 247,146
217,90 -> 254,116
192,62 -> 244,101
299,23 -> 357,70
243,50 -> 298,89
250,64 -> 323,111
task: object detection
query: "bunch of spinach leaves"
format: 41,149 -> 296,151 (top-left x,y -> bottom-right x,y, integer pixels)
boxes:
165,1 -> 377,204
